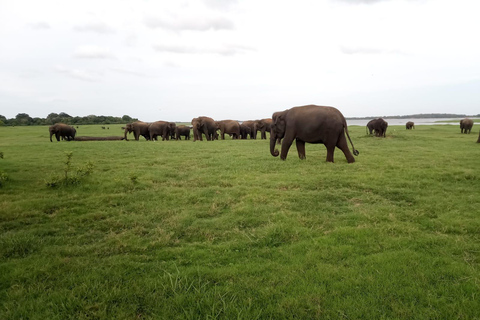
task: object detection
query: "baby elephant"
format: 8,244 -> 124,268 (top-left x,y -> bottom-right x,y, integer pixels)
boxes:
460,118 -> 473,134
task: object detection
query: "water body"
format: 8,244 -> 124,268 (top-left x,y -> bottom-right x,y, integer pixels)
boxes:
346,118 -> 479,127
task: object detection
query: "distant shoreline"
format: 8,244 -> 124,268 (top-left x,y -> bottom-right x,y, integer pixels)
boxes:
345,113 -> 480,120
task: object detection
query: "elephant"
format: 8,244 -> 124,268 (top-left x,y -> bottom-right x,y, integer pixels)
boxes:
270,105 -> 359,163
240,121 -> 256,139
239,123 -> 252,139
124,121 -> 150,141
366,118 -> 388,137
191,116 -> 217,141
406,121 -> 415,130
175,125 -> 191,140
148,121 -> 175,141
216,120 -> 240,139
49,123 -> 76,142
477,130 -> 480,143
254,118 -> 272,139
460,118 -> 473,134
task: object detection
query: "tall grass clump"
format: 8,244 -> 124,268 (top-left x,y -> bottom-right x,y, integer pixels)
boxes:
45,151 -> 94,187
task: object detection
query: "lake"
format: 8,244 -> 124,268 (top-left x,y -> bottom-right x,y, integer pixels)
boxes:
345,118 -> 479,127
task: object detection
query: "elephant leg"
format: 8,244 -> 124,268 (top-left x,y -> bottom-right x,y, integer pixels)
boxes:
325,145 -> 335,162
280,133 -> 295,160
336,135 -> 355,163
262,130 -> 267,140
296,139 -> 306,160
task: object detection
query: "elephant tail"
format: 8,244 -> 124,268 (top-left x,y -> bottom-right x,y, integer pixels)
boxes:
345,123 -> 359,156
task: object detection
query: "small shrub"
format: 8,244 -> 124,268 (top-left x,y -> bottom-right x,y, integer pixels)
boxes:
0,171 -> 8,187
45,152 -> 94,188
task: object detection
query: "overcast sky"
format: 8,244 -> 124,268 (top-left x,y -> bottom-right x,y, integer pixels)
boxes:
1,0 -> 479,122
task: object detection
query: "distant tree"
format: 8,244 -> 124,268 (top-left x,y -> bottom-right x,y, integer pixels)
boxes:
122,115 -> 133,122
59,112 -> 72,118
15,113 -> 33,125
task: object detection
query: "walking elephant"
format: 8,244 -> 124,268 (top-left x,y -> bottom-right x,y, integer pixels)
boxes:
460,118 -> 473,134
49,123 -> 76,142
124,121 -> 150,141
270,105 -> 359,163
216,120 -> 240,139
239,123 -> 252,139
148,121 -> 175,141
254,118 -> 272,139
240,121 -> 256,139
366,118 -> 388,137
406,121 -> 415,130
191,117 -> 216,141
175,125 -> 191,140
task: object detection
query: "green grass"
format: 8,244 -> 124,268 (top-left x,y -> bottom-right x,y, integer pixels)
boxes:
1,124 -> 479,319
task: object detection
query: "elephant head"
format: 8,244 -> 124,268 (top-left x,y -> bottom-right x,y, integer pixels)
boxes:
124,123 -> 133,140
270,111 -> 287,157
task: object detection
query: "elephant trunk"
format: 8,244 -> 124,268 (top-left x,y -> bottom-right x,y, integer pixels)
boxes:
50,131 -> 53,142
270,133 -> 279,157
124,128 -> 129,141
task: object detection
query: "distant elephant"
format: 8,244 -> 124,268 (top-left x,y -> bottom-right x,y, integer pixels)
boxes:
366,118 -> 388,137
216,120 -> 240,139
240,121 -> 256,139
460,118 -> 473,134
124,121 -> 150,141
191,117 -> 217,141
239,123 -> 252,139
175,125 -> 191,140
270,105 -> 359,163
148,121 -> 175,141
49,123 -> 76,142
477,131 -> 480,143
406,121 -> 415,130
254,118 -> 272,139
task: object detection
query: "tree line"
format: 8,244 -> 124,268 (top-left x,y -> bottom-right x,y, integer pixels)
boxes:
0,113 -> 138,126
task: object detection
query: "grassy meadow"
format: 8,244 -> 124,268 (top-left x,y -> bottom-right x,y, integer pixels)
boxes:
1,123 -> 479,319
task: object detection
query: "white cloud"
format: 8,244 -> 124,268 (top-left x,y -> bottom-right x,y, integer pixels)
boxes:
144,14 -> 234,31
55,65 -> 102,82
73,22 -> 116,34
152,43 -> 254,56
73,46 -> 116,59
29,22 -> 50,29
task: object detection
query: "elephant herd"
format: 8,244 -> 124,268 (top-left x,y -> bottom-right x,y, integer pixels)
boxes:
122,118 -> 274,142
48,107 -> 479,163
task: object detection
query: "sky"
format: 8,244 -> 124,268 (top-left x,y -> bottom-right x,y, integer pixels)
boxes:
1,0 -> 479,122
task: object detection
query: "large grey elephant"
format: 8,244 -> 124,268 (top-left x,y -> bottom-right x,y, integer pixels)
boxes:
366,118 -> 388,137
254,118 -> 272,139
49,123 -> 76,142
216,120 -> 240,139
240,121 -> 256,139
460,118 -> 473,134
191,117 -> 217,141
124,121 -> 150,141
406,121 -> 415,130
148,121 -> 176,141
175,125 -> 191,140
270,105 -> 359,163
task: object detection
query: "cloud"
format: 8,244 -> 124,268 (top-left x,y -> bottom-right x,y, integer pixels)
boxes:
73,22 -> 115,34
29,22 -> 50,30
203,0 -> 238,10
109,67 -> 154,78
152,43 -> 254,56
339,45 -> 404,55
335,0 -> 390,4
144,14 -> 234,31
55,65 -> 102,82
73,45 -> 116,59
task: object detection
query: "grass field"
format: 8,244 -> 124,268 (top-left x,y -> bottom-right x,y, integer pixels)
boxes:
1,124 -> 479,319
